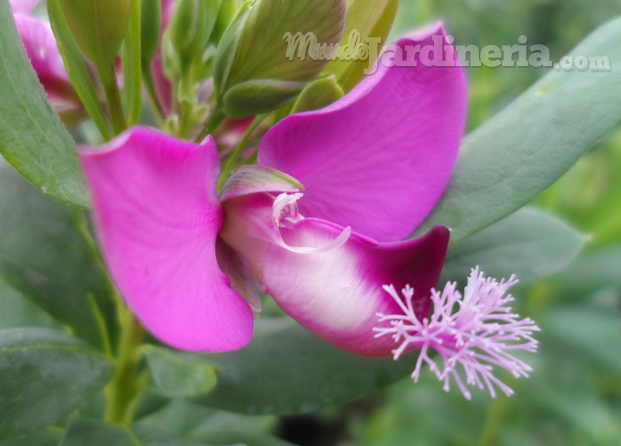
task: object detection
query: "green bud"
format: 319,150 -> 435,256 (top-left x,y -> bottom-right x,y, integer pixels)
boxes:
291,74 -> 344,113
140,0 -> 162,64
167,0 -> 219,70
325,0 -> 398,92
210,0 -> 239,45
59,0 -> 133,66
214,0 -> 346,119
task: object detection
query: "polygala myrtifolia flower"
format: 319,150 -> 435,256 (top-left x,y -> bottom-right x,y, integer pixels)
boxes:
375,268 -> 540,399
80,23 -> 538,395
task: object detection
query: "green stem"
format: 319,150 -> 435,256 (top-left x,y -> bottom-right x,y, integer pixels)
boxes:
105,301 -> 146,425
217,113 -> 269,190
195,104 -> 226,142
142,62 -> 166,126
98,63 -> 128,135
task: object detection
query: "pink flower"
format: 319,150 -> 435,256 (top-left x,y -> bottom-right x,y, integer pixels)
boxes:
80,24 -> 468,354
10,0 -> 83,116
375,268 -> 540,399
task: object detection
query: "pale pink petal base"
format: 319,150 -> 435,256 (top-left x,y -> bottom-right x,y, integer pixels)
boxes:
259,23 -> 467,242
260,221 -> 450,357
81,127 -> 254,352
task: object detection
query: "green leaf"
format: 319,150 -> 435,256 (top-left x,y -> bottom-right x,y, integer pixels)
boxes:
0,328 -> 114,442
0,160 -> 117,352
137,400 -> 287,445
441,207 -> 585,286
0,1 -> 89,208
0,276 -> 59,330
198,431 -> 296,446
133,422 -> 222,445
197,318 -> 416,415
0,429 -> 63,446
550,244 -> 621,295
144,345 -> 218,398
61,418 -> 215,446
61,419 -> 135,446
417,16 -> 621,245
542,307 -> 621,373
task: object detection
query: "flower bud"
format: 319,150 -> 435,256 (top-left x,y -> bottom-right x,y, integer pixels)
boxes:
210,0 -> 238,45
291,74 -> 343,113
167,0 -> 219,70
140,0 -> 161,64
59,0 -> 133,66
214,0 -> 346,119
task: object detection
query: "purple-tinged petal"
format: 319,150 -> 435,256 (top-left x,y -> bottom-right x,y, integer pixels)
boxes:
260,222 -> 449,357
14,14 -> 81,112
216,237 -> 262,312
221,193 -> 449,358
80,127 -> 254,352
259,23 -> 467,243
9,0 -> 40,14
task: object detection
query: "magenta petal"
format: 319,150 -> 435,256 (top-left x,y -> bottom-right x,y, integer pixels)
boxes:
80,127 -> 254,352
14,14 -> 81,111
259,23 -> 467,242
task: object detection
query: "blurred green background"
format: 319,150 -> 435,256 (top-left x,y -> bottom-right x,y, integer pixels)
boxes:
271,1 -> 621,445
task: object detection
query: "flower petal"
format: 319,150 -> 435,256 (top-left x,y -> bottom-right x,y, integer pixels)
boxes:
216,237 -> 262,312
80,127 -> 254,352
14,14 -> 81,111
258,23 -> 467,242
221,192 -> 449,358
10,0 -> 40,14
